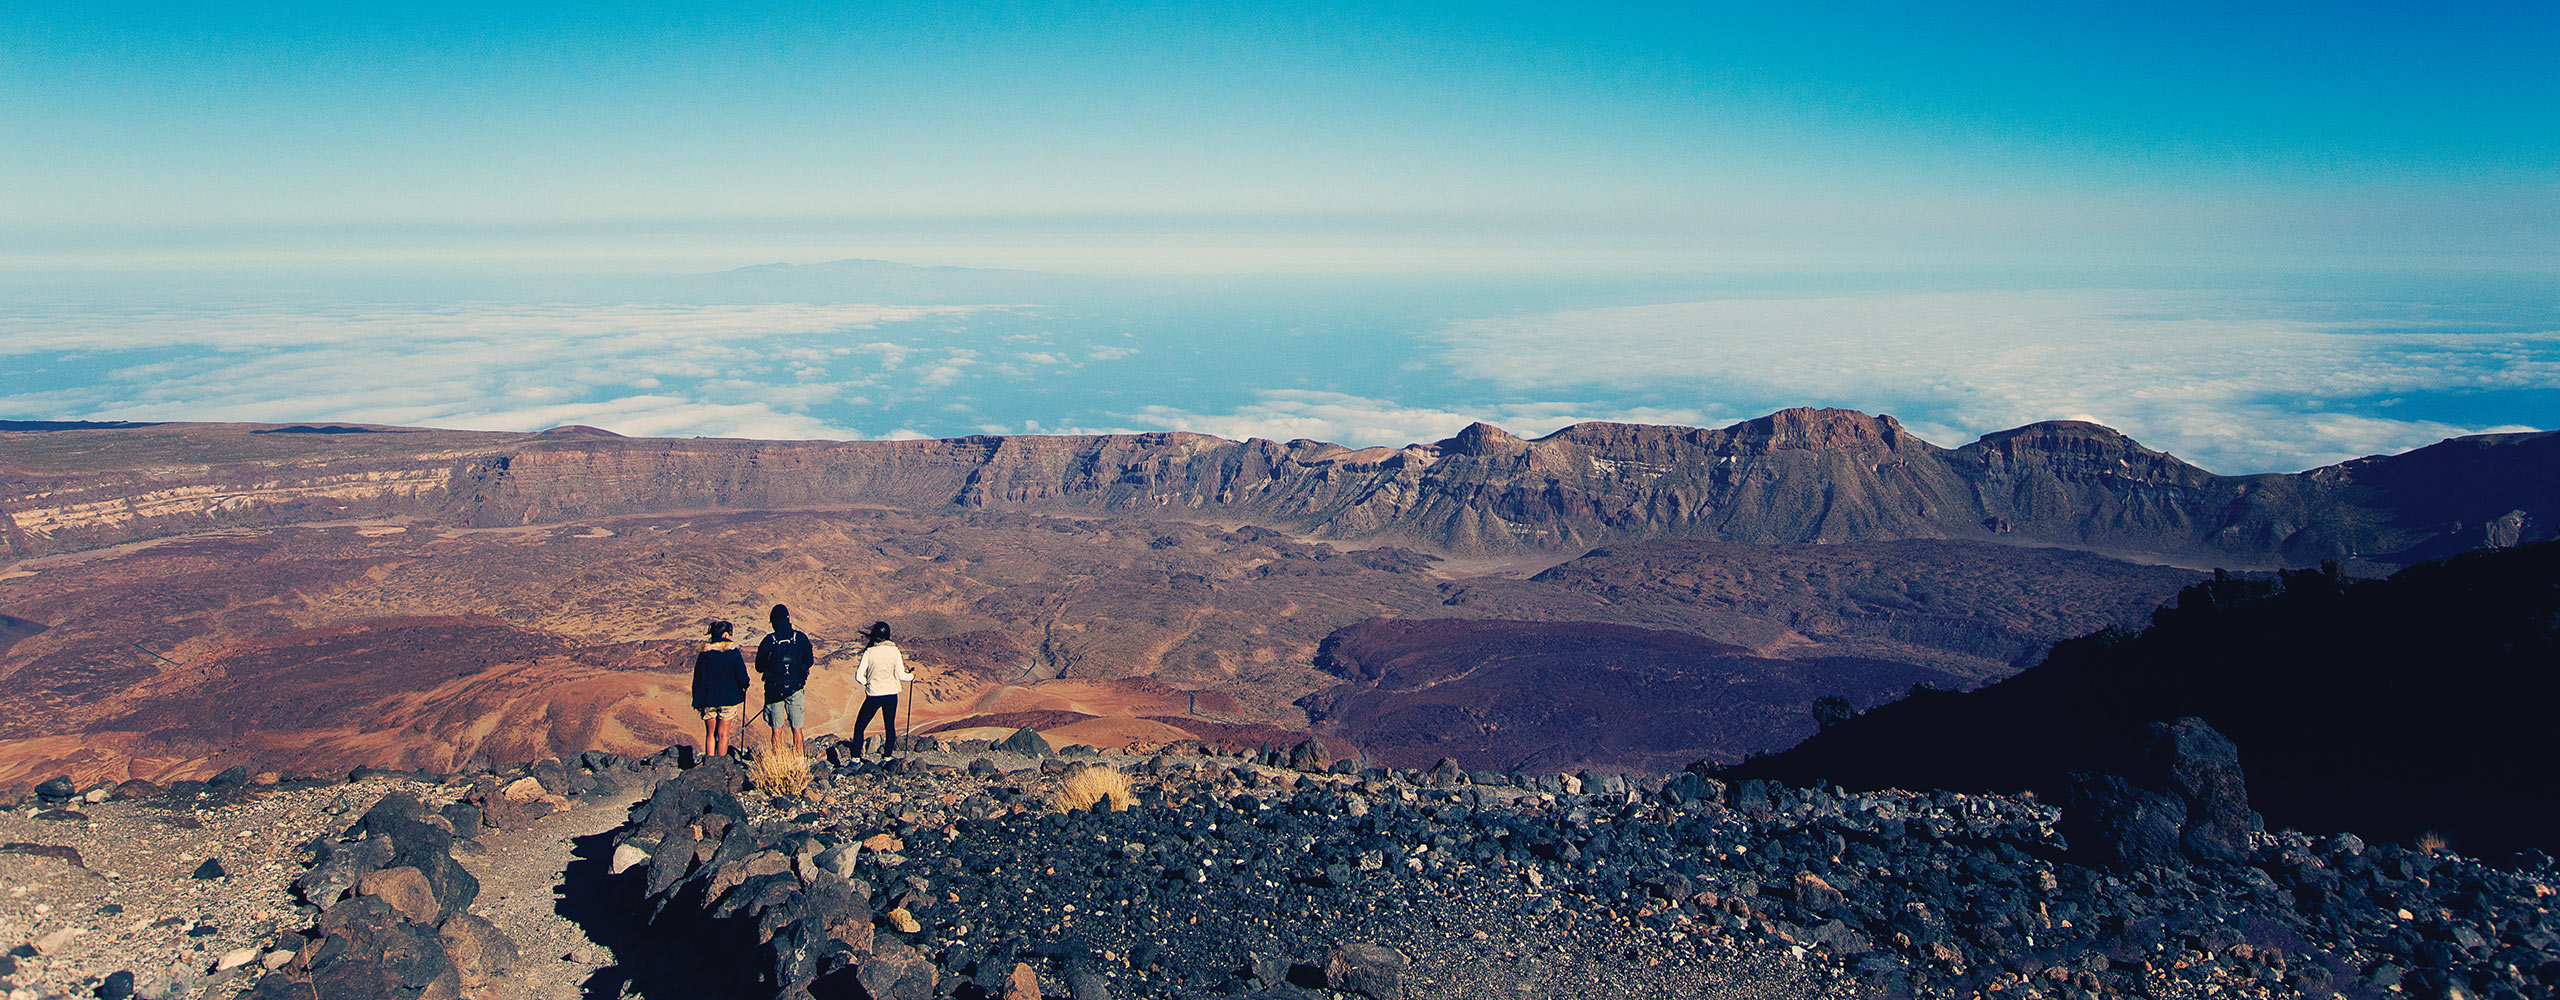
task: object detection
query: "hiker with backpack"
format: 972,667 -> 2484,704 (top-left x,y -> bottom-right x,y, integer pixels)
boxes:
850,620 -> 917,757
755,604 -> 816,758
690,620 -> 750,758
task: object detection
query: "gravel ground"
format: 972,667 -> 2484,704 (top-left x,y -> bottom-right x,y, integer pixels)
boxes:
449,780 -> 649,1000
0,775 -> 460,1000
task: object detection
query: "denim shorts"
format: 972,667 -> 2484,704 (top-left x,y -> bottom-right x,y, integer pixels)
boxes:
763,690 -> 805,728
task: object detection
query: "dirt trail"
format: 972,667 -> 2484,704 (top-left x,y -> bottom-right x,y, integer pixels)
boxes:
451,782 -> 647,1000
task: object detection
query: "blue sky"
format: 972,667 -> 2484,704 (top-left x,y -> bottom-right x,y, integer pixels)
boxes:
2,3 -> 2554,473
9,2 -> 2554,250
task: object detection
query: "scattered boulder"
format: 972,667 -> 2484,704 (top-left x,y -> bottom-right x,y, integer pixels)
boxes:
357,866 -> 442,924
474,775 -> 566,829
1660,771 -> 1721,806
1066,967 -> 1114,1000
1324,942 -> 1409,999
855,939 -> 938,1000
110,779 -> 162,800
1288,738 -> 1331,772
439,802 -> 482,837
192,858 -> 228,880
34,775 -> 75,804
609,842 -> 650,875
1003,962 -> 1042,1000
436,912 -> 519,988
306,896 -> 461,1000
995,728 -> 1053,757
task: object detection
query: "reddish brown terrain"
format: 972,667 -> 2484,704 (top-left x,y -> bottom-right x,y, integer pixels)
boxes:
2,413 -> 2550,791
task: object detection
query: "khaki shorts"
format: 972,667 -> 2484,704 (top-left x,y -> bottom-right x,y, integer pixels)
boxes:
763,691 -> 806,728
700,704 -> 741,722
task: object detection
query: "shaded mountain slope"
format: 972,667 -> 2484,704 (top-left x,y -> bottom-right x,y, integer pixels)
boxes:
0,612 -> 41,657
6,410 -> 2553,566
1473,538 -> 2207,675
1725,541 -> 2560,857
1300,617 -> 1955,773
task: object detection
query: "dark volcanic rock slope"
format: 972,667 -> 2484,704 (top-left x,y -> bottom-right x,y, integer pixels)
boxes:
1729,540 -> 2560,859
596,737 -> 2559,1000
5,410 -> 2553,566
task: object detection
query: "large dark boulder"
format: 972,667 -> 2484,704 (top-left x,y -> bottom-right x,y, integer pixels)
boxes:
628,756 -> 747,847
643,824 -> 703,900
2062,717 -> 2253,869
306,895 -> 461,999
2062,774 -> 2185,871
436,912 -> 518,991
1288,738 -> 1331,772
2137,717 -> 2253,863
1660,772 -> 1722,807
344,792 -> 480,916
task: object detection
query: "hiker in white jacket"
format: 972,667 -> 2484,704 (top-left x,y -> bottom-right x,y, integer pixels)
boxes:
849,621 -> 917,756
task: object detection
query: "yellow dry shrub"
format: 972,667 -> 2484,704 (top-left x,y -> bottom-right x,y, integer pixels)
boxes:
2415,830 -> 2451,855
1048,764 -> 1136,813
748,749 -> 812,798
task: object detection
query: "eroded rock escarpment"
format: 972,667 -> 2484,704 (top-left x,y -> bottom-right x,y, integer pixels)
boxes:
5,410 -> 2554,567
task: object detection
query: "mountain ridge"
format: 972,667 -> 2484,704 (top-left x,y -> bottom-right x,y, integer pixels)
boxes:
4,408 -> 2552,569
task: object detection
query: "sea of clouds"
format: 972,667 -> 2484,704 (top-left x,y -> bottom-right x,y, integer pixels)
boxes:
1,283 -> 2549,475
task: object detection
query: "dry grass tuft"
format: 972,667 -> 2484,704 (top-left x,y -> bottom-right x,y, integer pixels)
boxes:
748,750 -> 812,798
1048,764 -> 1136,813
2415,830 -> 2451,855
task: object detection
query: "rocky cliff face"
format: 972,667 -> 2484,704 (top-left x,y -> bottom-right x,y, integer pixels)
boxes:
5,409 -> 2552,568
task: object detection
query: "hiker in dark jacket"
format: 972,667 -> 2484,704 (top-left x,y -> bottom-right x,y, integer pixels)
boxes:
690,620 -> 749,757
754,604 -> 816,757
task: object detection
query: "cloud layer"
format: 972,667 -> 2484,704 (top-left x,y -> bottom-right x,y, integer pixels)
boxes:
0,302 -> 999,440
1417,291 -> 2556,472
3,287 -> 2548,476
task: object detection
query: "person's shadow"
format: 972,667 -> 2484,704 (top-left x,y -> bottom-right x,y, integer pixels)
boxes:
559,828 -> 758,999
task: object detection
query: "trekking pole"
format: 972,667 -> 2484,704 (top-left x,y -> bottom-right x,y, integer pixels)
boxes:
903,678 -> 918,752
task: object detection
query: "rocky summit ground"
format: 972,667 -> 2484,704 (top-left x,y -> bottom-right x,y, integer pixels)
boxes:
599,732 -> 2556,1000
1,733 -> 2553,1000
0,770 -> 470,1000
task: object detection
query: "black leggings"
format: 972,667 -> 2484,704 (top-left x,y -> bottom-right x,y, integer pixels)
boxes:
852,693 -> 899,754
